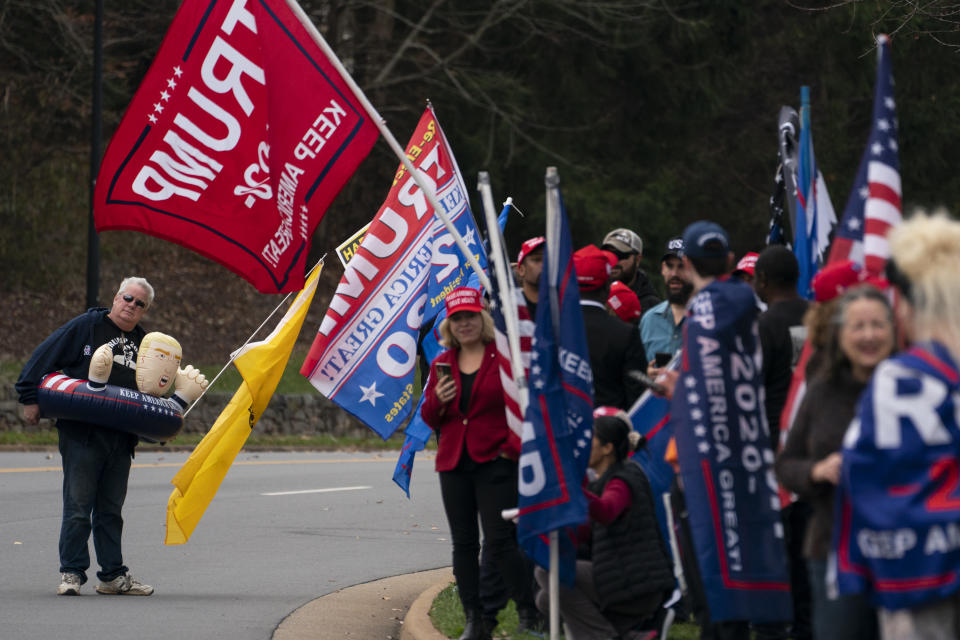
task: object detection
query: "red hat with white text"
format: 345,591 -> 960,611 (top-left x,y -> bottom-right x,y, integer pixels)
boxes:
517,236 -> 546,264
444,287 -> 484,315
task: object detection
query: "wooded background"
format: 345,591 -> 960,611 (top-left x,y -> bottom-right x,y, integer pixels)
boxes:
3,0 -> 959,363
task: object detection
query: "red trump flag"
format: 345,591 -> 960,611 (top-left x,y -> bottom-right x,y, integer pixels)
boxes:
94,0 -> 379,293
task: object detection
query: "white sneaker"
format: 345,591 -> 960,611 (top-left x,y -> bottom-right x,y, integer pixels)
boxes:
57,572 -> 82,596
95,573 -> 154,596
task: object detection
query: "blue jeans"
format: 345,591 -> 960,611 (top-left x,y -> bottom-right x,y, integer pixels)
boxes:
807,559 -> 878,640
58,426 -> 132,583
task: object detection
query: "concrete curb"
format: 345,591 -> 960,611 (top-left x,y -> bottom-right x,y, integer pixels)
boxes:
400,569 -> 454,640
272,567 -> 452,640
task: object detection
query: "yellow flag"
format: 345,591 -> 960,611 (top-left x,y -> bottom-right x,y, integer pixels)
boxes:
164,265 -> 321,545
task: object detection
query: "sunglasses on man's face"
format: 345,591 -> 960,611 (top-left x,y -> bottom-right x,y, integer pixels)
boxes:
122,294 -> 147,309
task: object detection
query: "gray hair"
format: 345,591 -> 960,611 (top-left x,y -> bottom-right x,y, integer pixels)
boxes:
117,276 -> 155,308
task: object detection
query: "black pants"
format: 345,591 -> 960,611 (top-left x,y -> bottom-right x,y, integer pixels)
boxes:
439,456 -> 535,614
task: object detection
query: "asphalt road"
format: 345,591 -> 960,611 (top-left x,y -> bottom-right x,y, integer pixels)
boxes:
0,449 -> 449,640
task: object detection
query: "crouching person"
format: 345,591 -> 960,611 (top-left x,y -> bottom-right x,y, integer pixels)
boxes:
536,408 -> 674,640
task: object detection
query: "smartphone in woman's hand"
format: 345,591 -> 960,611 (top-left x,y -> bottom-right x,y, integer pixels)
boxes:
435,362 -> 452,381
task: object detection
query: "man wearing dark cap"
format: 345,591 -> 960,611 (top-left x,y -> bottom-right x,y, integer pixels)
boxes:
573,245 -> 647,410
661,221 -> 789,639
640,236 -> 692,371
602,228 -> 661,314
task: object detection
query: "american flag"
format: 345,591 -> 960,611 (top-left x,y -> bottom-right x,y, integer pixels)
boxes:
827,34 -> 901,275
488,262 -> 534,437
779,35 -> 902,498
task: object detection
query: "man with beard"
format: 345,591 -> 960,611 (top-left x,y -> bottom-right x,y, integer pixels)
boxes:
515,236 -> 544,317
640,237 -> 693,372
602,228 -> 661,313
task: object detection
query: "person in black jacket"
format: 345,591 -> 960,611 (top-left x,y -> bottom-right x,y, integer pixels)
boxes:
16,277 -> 156,597
535,408 -> 675,639
574,245 -> 648,410
602,228 -> 661,314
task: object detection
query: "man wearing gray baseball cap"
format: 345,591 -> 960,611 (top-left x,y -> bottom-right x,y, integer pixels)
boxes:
601,228 -> 661,314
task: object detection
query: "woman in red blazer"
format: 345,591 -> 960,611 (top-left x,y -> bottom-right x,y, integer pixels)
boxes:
421,287 -> 534,640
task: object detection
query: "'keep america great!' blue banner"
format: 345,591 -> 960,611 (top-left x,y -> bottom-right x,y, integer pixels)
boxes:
671,278 -> 791,623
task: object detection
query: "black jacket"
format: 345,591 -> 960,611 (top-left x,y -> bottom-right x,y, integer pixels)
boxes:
589,460 -> 675,612
628,270 -> 662,317
16,308 -> 146,449
581,303 -> 647,410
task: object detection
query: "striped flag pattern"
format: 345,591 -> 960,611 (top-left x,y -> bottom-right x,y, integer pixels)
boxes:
489,279 -> 534,437
779,35 -> 901,492
827,34 -> 901,275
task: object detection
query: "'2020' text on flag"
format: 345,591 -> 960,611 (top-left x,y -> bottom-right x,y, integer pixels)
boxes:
827,34 -> 901,275
165,265 -> 320,544
301,106 -> 485,439
95,0 -> 378,293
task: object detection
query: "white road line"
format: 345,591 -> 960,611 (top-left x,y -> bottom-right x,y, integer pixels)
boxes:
260,485 -> 372,496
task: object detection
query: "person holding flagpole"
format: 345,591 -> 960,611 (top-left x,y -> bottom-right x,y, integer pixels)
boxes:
421,287 -> 538,640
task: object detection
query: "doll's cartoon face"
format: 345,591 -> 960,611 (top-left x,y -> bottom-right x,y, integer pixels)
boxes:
136,332 -> 182,396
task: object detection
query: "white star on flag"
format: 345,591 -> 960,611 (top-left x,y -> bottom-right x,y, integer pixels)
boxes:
687,392 -> 699,404
532,364 -> 541,376
160,90 -> 170,101
691,408 -> 703,421
462,227 -> 477,247
847,217 -> 861,231
871,142 -> 883,155
148,114 -> 157,124
685,376 -> 697,389
173,65 -> 183,77
534,379 -> 545,390
694,424 -> 707,437
358,382 -> 384,406
884,96 -> 895,109
698,441 -> 711,454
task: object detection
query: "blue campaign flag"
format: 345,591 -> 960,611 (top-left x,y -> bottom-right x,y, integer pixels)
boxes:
671,278 -> 792,623
833,342 -> 960,610
516,171 -> 592,585
628,358 -> 680,549
303,108 -> 487,440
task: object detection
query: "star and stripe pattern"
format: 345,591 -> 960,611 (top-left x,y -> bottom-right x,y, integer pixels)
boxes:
828,34 -> 901,275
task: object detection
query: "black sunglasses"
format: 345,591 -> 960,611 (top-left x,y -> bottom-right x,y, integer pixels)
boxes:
122,294 -> 147,309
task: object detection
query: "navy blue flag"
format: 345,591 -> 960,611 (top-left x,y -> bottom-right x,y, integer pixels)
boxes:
516,173 -> 592,585
628,357 -> 680,548
833,342 -> 960,610
671,278 -> 791,622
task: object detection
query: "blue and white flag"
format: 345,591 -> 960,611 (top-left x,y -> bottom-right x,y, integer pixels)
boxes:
516,171 -> 592,585
671,278 -> 791,622
794,86 -> 837,299
833,342 -> 960,610
302,106 -> 485,439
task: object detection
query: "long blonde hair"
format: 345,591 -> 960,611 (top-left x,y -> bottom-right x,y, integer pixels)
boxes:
437,309 -> 495,349
888,209 -> 960,355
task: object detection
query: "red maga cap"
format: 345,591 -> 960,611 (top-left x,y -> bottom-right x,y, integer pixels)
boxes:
573,245 -> 617,291
607,281 -> 643,322
733,252 -> 759,276
444,287 -> 484,315
812,260 -> 865,302
517,236 -> 546,264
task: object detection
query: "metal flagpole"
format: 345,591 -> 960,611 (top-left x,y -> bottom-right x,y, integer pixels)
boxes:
476,173 -> 528,416
283,0 -> 491,293
182,257 -> 325,417
544,167 -> 562,640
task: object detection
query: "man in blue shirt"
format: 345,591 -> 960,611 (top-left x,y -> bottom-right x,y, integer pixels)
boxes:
640,237 -> 692,372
